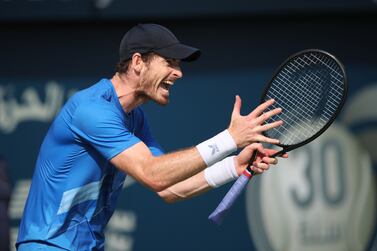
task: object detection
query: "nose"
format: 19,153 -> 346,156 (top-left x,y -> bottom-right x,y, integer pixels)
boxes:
173,66 -> 183,79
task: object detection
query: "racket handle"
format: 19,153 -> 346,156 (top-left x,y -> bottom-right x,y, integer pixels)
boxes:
208,171 -> 253,225
246,149 -> 258,175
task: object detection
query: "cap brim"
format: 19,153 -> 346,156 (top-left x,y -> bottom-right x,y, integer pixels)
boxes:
155,43 -> 201,62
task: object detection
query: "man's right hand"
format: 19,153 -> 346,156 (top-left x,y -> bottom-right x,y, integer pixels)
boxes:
228,95 -> 283,148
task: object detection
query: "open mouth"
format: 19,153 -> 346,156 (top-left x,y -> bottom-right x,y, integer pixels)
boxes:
161,80 -> 174,91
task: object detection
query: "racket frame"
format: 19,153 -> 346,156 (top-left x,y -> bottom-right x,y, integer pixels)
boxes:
209,49 -> 349,225
261,48 -> 348,150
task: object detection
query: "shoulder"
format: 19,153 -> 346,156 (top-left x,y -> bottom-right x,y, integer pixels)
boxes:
72,79 -> 115,103
73,102 -> 122,126
72,80 -> 123,121
71,101 -> 123,135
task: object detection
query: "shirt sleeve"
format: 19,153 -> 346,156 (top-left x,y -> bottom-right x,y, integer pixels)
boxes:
134,108 -> 165,157
70,103 -> 141,160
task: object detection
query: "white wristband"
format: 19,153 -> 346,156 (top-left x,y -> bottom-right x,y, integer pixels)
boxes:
196,129 -> 237,166
204,156 -> 238,188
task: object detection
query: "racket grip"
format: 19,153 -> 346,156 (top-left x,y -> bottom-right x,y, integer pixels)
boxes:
208,171 -> 252,225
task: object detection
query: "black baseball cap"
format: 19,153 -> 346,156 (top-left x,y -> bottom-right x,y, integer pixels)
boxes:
119,23 -> 201,62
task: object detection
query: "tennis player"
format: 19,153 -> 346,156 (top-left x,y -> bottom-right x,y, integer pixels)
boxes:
17,23 -> 286,250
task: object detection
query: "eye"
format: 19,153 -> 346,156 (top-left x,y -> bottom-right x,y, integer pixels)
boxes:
166,58 -> 180,67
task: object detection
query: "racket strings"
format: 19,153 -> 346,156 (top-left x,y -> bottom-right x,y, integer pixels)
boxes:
296,55 -> 345,106
277,71 -> 323,116
269,69 -> 329,139
266,88 -> 320,138
264,52 -> 346,145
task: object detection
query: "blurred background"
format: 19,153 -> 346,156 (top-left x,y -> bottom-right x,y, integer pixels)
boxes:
0,1 -> 376,251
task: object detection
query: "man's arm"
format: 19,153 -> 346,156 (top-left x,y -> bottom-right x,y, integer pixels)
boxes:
157,171 -> 210,203
111,143 -> 206,192
156,144 -> 287,203
111,97 -> 283,192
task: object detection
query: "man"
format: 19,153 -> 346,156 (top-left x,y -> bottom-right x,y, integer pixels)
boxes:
17,23 -> 286,250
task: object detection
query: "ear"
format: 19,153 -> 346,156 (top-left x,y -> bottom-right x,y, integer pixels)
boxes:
130,53 -> 144,74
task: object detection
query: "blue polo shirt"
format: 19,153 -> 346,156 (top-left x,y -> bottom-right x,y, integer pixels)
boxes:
17,79 -> 164,250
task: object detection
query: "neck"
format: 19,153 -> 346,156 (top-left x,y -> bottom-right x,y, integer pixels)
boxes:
110,73 -> 147,113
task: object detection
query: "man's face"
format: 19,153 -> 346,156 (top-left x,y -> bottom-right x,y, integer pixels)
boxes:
138,54 -> 183,105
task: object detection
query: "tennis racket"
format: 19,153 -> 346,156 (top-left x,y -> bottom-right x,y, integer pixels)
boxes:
208,49 -> 348,225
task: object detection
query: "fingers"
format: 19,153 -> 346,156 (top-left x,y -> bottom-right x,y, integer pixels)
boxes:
251,156 -> 279,174
264,149 -> 289,158
261,156 -> 278,165
249,147 -> 289,175
253,107 -> 283,125
228,97 -> 283,148
247,146 -> 289,175
247,102 -> 283,145
254,135 -> 280,145
248,99 -> 275,118
245,142 -> 265,154
274,152 -> 288,158
259,120 -> 284,131
251,120 -> 283,145
231,95 -> 242,117
250,162 -> 269,174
